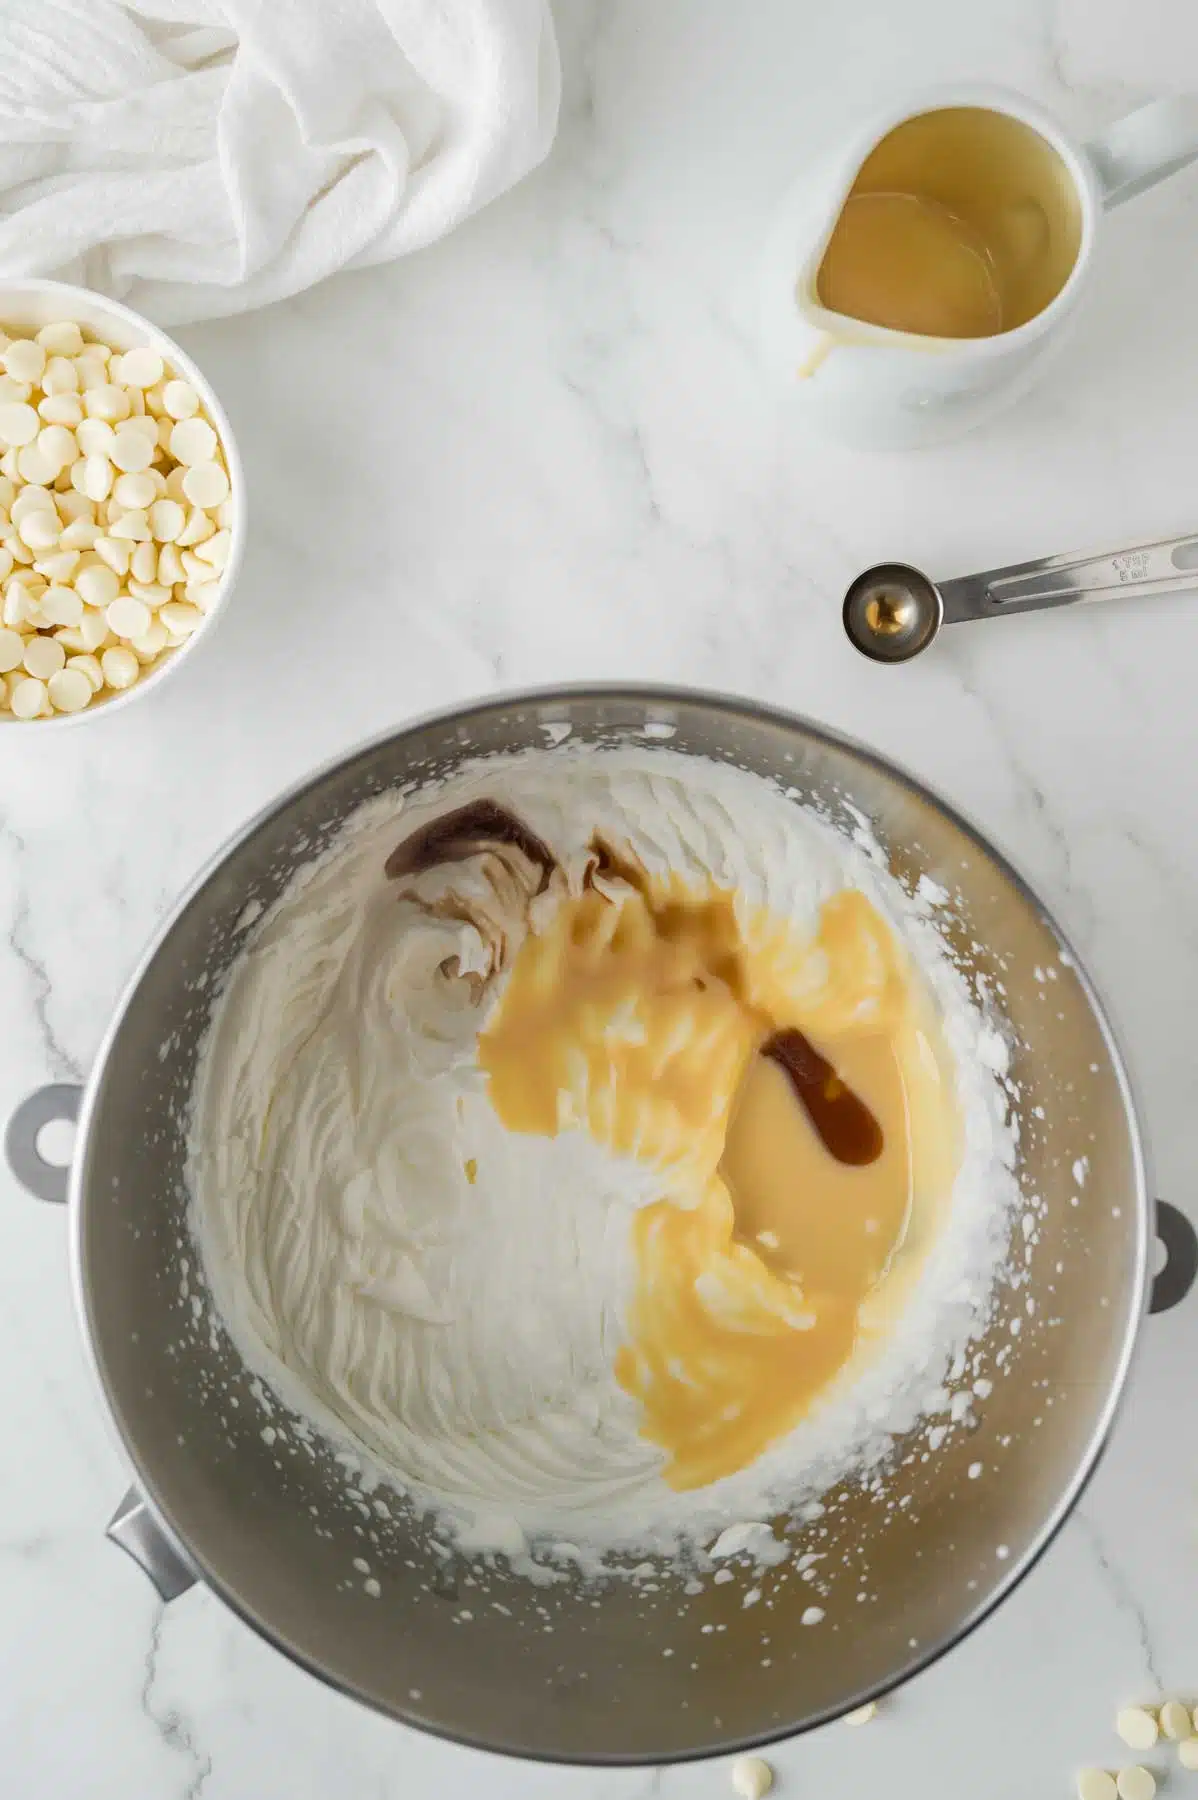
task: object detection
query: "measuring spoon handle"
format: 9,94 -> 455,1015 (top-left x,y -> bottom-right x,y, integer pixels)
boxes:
939,532 -> 1198,624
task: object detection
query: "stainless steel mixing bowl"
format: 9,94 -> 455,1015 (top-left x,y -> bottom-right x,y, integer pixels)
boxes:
8,687 -> 1191,1764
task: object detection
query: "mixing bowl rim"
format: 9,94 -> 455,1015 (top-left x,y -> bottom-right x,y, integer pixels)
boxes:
66,681 -> 1151,1764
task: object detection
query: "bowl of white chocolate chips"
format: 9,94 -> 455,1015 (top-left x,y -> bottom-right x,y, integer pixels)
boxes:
0,279 -> 242,725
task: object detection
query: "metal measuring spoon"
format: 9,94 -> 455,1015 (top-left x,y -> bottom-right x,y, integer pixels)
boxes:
843,531 -> 1198,663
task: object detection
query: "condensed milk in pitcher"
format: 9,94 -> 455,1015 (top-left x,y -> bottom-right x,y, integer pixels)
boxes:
761,86 -> 1198,447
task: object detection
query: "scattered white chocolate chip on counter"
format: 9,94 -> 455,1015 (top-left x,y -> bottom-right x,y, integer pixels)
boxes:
1116,1768 -> 1156,1800
1178,1738 -> 1198,1771
0,316 -> 234,719
731,1757 -> 774,1800
1161,1701 -> 1191,1741
1116,1709 -> 1159,1751
844,1702 -> 878,1726
1076,1770 -> 1118,1800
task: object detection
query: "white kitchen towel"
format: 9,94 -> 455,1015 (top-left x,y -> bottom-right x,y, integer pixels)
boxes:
0,0 -> 560,325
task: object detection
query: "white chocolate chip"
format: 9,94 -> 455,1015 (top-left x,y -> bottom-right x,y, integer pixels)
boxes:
185,580 -> 222,614
41,354 -> 79,394
37,322 -> 84,357
17,440 -> 60,486
22,634 -> 65,680
160,600 -> 204,635
39,587 -> 83,628
106,595 -> 152,640
1179,1740 -> 1198,1772
118,346 -> 164,389
0,402 -> 41,447
845,1702 -> 877,1726
157,542 -> 185,586
37,424 -> 78,475
79,609 -> 110,653
131,618 -> 168,658
73,356 -> 108,392
731,1758 -> 773,1800
85,383 -> 132,423
1160,1702 -> 1190,1742
75,564 -> 120,610
1117,1711 -> 1159,1752
78,455 -> 114,502
38,392 -> 83,427
9,675 -> 46,718
181,460 -> 229,508
1116,1769 -> 1155,1800
3,579 -> 34,627
169,416 -> 216,465
148,497 -> 186,543
35,550 -> 80,584
194,528 -> 231,571
124,412 -> 160,444
130,540 -> 158,585
110,426 -> 155,473
100,645 -> 139,689
67,652 -> 103,693
161,379 -> 200,419
94,536 -> 131,577
13,489 -> 54,524
128,580 -> 169,610
1076,1773 -> 1117,1800
3,339 -> 45,385
113,472 -> 156,512
58,517 -> 98,552
76,418 -> 116,458
176,506 -> 213,547
109,508 -> 151,541
17,509 -> 60,551
0,626 -> 24,672
47,666 -> 92,713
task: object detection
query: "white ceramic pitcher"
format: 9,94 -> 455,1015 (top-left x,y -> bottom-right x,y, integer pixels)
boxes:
761,86 -> 1198,450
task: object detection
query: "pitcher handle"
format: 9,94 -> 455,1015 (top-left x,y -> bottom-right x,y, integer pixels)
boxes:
1087,97 -> 1198,209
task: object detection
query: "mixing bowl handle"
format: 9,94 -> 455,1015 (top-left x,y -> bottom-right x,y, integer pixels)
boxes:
4,1082 -> 82,1203
4,1085 -> 201,1601
106,1487 -> 198,1602
1150,1201 -> 1197,1314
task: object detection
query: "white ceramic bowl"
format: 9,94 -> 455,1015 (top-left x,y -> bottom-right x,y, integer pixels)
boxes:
0,278 -> 245,730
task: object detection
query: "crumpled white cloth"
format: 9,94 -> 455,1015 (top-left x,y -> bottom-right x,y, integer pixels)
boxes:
0,0 -> 560,325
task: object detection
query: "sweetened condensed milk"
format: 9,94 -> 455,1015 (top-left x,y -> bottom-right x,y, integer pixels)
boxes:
480,848 -> 961,1489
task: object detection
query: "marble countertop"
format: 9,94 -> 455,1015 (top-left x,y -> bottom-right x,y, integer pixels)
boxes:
4,0 -> 1198,1794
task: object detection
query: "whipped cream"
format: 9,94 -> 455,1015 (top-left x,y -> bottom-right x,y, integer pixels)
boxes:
188,746 -> 1018,1562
